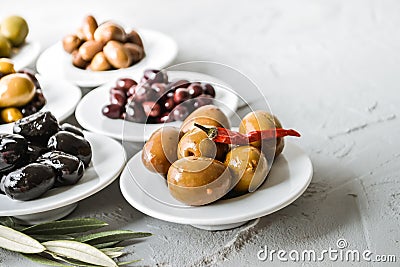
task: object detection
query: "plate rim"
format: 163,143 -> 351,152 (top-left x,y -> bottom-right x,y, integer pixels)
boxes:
11,40 -> 41,70
119,142 -> 313,226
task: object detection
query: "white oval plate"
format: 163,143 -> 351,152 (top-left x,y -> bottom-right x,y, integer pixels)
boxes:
0,75 -> 82,133
0,131 -> 126,217
120,142 -> 313,230
11,41 -> 41,70
36,29 -> 178,87
75,71 -> 239,142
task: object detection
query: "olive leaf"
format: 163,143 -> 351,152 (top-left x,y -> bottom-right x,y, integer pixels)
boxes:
117,259 -> 142,266
22,218 -> 108,235
94,241 -> 121,249
21,253 -> 69,267
0,225 -> 45,253
45,251 -> 99,267
31,234 -> 74,242
43,240 -> 117,267
76,230 -> 152,245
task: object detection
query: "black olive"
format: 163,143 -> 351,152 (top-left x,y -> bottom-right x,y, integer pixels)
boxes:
20,144 -> 49,165
47,131 -> 92,167
60,123 -> 84,137
0,134 -> 28,173
37,151 -> 84,186
3,163 -> 56,201
13,111 -> 60,145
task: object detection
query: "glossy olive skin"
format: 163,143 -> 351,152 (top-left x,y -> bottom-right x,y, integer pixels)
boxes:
0,73 -> 35,107
0,16 -> 29,46
224,145 -> 268,194
180,105 -> 230,135
60,123 -> 84,137
239,110 -> 284,158
177,127 -> 229,162
0,58 -> 16,75
38,151 -> 85,186
0,134 -> 28,172
167,156 -> 231,206
47,131 -> 92,167
0,35 -> 12,58
13,111 -> 60,145
21,144 -> 49,165
3,163 -> 55,201
142,126 -> 180,174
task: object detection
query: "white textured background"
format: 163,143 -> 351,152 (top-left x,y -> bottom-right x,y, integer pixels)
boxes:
1,0 -> 399,266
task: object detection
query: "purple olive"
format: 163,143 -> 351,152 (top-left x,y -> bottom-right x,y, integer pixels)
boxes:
143,69 -> 168,84
188,83 -> 203,98
203,84 -> 216,97
110,90 -> 127,106
163,97 -> 175,111
127,85 -> 136,97
133,85 -> 148,103
173,88 -> 190,104
142,101 -> 161,117
198,94 -> 214,106
102,104 -> 122,119
116,78 -> 137,91
125,102 -> 146,123
169,79 -> 190,90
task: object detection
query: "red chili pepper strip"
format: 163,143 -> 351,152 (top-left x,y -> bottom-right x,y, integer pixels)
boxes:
246,129 -> 301,143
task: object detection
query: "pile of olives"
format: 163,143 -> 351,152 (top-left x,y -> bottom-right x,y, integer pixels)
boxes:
102,69 -> 216,123
142,105 -> 286,206
0,59 -> 46,124
0,15 -> 29,58
62,15 -> 145,71
0,111 -> 92,201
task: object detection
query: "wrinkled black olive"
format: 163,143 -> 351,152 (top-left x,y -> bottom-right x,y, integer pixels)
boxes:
3,163 -> 55,201
0,134 -> 28,172
60,123 -> 84,137
47,131 -> 92,167
13,111 -> 60,145
37,151 -> 84,186
20,144 -> 49,165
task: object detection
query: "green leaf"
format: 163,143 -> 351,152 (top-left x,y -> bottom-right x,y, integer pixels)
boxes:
76,230 -> 152,245
0,216 -> 16,228
102,251 -> 124,259
22,218 -> 108,235
31,234 -> 74,242
94,241 -> 121,249
21,253 -> 69,267
117,259 -> 142,266
43,240 -> 117,267
0,225 -> 45,253
45,251 -> 98,267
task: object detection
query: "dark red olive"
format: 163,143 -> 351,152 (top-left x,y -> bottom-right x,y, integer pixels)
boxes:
174,88 -> 190,104
3,163 -> 56,201
197,94 -> 214,106
169,79 -> 190,89
32,90 -> 47,109
60,123 -> 84,137
143,69 -> 168,84
102,104 -> 122,119
110,90 -> 127,106
0,134 -> 28,172
116,78 -> 137,91
203,84 -> 216,97
188,83 -> 203,98
125,102 -> 146,123
133,85 -> 148,103
142,101 -> 161,117
151,83 -> 167,99
172,105 -> 189,121
127,85 -> 136,97
163,97 -> 175,111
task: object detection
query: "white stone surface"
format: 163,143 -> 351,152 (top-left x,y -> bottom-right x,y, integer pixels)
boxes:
1,0 -> 399,266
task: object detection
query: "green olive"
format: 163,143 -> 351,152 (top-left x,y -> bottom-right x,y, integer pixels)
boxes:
177,127 -> 229,162
239,110 -> 284,158
103,40 -> 132,69
142,126 -> 180,175
0,73 -> 35,107
180,105 -> 230,135
0,16 -> 29,47
0,34 -> 12,57
225,145 -> 268,194
167,156 -> 231,206
1,107 -> 22,123
0,58 -> 15,75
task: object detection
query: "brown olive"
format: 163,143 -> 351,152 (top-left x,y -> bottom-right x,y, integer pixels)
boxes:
0,73 -> 35,107
89,51 -> 111,71
239,110 -> 284,158
180,105 -> 230,135
94,22 -> 126,43
82,15 -> 98,41
76,27 -> 87,41
177,127 -> 229,162
0,58 -> 15,75
225,145 -> 268,194
124,43 -> 144,63
125,30 -> 143,47
1,107 -> 23,123
78,40 -> 104,61
167,156 -> 231,206
142,126 -> 180,174
72,50 -> 89,69
103,40 -> 132,69
62,34 -> 82,54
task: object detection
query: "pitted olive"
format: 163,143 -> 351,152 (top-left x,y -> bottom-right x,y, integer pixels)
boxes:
0,73 -> 35,107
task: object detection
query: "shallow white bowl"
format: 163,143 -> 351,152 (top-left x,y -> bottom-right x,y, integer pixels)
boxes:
11,41 -> 41,70
120,142 -> 313,231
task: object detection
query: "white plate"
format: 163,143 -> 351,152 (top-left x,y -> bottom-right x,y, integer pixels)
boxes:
120,142 -> 313,230
0,131 -> 126,220
0,76 -> 82,133
11,41 -> 41,70
36,29 -> 178,87
75,71 -> 240,142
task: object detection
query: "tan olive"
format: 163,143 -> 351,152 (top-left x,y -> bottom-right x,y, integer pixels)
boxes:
0,16 -> 29,47
167,156 -> 231,206
177,127 -> 229,162
225,145 -> 268,194
89,52 -> 111,71
125,30 -> 143,47
82,15 -> 98,41
180,105 -> 230,135
239,110 -> 284,158
1,107 -> 23,123
62,34 -> 82,54
78,40 -> 104,61
0,58 -> 15,75
142,126 -> 180,175
0,73 -> 35,107
124,43 -> 144,63
94,22 -> 126,43
71,50 -> 89,69
103,40 -> 132,69
76,27 -> 87,41
0,34 -> 12,57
